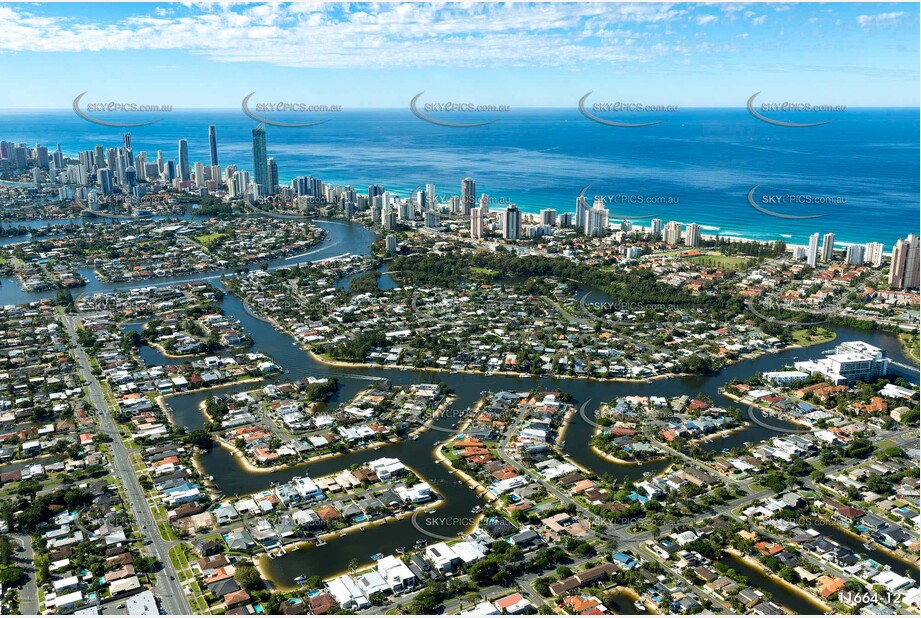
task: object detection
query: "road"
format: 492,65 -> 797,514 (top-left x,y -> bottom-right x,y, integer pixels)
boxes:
60,311 -> 191,616
10,533 -> 38,615
638,544 -> 731,614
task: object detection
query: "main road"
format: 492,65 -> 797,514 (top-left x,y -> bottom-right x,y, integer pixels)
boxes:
60,311 -> 191,616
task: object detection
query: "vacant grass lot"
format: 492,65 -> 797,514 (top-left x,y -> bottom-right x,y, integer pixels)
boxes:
685,253 -> 755,270
193,232 -> 229,247
790,327 -> 836,346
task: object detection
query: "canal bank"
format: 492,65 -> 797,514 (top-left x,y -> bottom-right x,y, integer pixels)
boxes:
807,519 -> 920,578
718,549 -> 830,614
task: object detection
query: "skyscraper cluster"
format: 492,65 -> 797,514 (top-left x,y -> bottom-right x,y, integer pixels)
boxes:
888,234 -> 920,290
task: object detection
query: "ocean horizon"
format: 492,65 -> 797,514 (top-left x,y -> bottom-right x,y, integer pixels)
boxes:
1,108 -> 917,247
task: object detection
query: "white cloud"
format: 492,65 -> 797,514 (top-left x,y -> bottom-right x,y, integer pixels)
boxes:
696,15 -> 718,26
0,3 -> 712,68
856,11 -> 906,28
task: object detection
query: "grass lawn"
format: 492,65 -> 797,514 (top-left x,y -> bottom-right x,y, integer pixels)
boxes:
193,232 -> 229,247
469,266 -> 498,278
790,327 -> 836,346
900,332 -> 920,363
874,440 -> 899,453
168,545 -> 186,571
685,253 -> 754,270
169,545 -> 210,614
152,505 -> 179,541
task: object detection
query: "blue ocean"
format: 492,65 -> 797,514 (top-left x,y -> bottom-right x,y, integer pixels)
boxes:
0,108 -> 917,247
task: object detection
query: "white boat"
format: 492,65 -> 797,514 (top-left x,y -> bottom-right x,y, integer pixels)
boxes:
294,575 -> 307,584
634,601 -> 646,612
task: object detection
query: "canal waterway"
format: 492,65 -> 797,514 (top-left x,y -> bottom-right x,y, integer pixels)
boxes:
717,552 -> 828,614
1,218 -> 917,593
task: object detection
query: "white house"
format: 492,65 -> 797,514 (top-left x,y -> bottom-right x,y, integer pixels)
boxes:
326,575 -> 370,610
376,555 -> 418,592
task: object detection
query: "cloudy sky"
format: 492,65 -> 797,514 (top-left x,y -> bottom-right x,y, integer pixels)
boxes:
0,2 -> 917,108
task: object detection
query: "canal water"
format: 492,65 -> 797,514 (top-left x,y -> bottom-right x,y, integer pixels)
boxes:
2,218 -> 918,592
717,552 -> 828,614
808,520 -> 919,578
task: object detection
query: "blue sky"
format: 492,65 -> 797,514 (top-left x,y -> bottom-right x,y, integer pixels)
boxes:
0,2 -> 918,108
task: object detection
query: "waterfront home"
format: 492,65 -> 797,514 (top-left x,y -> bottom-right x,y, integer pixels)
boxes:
367,457 -> 407,481
424,542 -> 462,574
291,476 -> 325,502
376,555 -> 418,592
326,575 -> 371,610
752,601 -> 785,615
213,504 -> 239,525
354,571 -> 389,597
223,529 -> 255,551
308,593 -> 338,615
